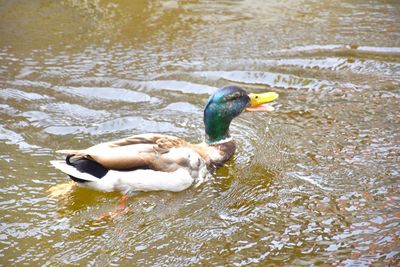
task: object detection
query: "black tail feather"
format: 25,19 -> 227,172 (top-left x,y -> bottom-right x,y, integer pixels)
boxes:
66,156 -> 108,183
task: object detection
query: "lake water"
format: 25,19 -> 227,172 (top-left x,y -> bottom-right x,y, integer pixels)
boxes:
0,0 -> 399,265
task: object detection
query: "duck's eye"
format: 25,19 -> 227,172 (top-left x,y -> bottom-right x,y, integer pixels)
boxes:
225,92 -> 242,101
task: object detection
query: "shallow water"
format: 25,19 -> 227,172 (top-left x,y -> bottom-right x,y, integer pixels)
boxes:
1,0 -> 399,266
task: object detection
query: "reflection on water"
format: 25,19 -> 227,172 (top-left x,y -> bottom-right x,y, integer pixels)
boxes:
1,0 -> 399,266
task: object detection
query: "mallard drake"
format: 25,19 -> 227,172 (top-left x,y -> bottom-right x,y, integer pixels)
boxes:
50,86 -> 278,195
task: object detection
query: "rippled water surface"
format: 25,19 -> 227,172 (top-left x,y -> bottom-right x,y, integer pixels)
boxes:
1,0 -> 399,266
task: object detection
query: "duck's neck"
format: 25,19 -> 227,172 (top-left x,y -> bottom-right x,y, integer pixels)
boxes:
204,116 -> 232,145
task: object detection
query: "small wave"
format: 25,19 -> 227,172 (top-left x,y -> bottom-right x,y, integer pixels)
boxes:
0,125 -> 40,152
192,71 -> 340,91
268,45 -> 400,60
6,80 -> 52,89
54,86 -> 159,103
288,171 -> 333,191
0,88 -> 52,101
139,80 -> 217,95
164,102 -> 200,113
44,116 -> 185,136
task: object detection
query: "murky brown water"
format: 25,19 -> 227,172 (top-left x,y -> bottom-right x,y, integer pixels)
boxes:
1,0 -> 400,266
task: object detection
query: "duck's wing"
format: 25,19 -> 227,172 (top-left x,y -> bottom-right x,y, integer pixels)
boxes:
104,133 -> 185,147
56,134 -> 189,170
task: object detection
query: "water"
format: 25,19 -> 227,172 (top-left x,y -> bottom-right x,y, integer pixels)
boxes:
1,0 -> 399,265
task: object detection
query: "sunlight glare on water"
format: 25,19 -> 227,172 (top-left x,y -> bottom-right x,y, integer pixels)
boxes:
0,0 -> 399,266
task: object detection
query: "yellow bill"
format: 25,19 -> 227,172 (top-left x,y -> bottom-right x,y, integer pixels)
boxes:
246,92 -> 279,112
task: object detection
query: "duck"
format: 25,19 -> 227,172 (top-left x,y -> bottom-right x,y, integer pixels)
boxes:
49,85 -> 278,197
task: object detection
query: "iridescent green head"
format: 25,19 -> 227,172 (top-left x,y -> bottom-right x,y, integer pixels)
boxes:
203,86 -> 279,144
204,86 -> 278,144
204,86 -> 249,144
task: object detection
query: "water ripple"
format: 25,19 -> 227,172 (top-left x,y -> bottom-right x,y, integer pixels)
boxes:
192,70 -> 351,91
54,86 -> 159,103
